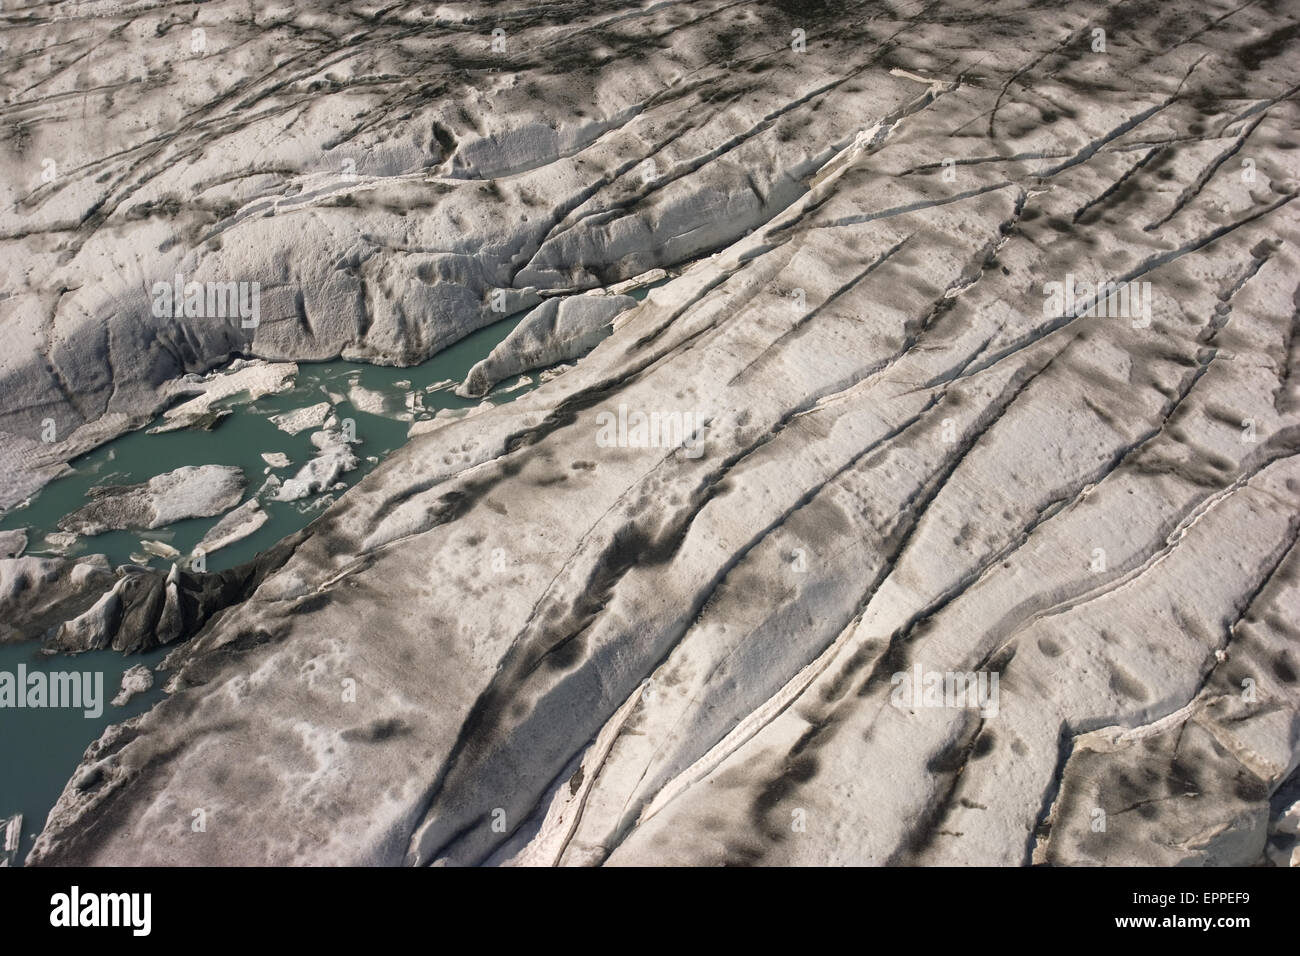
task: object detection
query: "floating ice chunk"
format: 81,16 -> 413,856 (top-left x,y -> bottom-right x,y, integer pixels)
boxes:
270,402 -> 332,435
111,664 -> 155,707
151,361 -> 297,433
272,428 -> 359,502
197,499 -> 269,554
59,466 -> 246,535
140,539 -> 180,560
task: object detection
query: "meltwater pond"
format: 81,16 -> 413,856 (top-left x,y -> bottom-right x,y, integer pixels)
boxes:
0,642 -> 170,866
0,312 -> 538,574
0,309 -> 545,865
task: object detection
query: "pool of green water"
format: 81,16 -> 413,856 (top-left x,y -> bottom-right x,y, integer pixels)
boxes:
0,311 -> 536,574
0,642 -> 170,866
0,309 -> 542,865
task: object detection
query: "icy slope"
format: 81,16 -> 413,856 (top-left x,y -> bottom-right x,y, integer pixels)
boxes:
8,0 -> 1300,865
